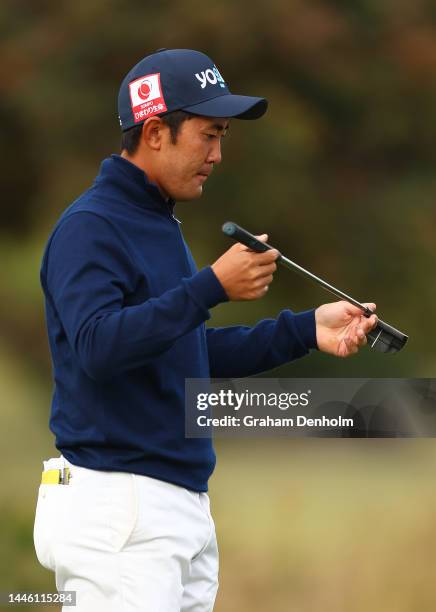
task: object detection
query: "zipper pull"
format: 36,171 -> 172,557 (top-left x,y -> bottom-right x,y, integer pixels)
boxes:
172,214 -> 182,224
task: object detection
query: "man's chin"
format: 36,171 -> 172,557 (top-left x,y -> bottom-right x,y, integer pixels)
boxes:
174,187 -> 204,201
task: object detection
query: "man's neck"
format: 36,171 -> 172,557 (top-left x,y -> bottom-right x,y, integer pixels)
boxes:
120,150 -> 169,200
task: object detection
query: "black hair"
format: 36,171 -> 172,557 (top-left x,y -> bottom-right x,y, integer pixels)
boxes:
120,110 -> 194,154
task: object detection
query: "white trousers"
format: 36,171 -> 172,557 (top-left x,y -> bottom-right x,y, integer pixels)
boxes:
33,456 -> 219,612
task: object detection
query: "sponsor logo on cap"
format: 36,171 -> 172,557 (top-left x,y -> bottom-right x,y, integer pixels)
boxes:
129,73 -> 167,123
195,65 -> 226,89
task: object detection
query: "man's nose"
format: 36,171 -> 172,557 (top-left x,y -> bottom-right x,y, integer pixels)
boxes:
207,139 -> 222,165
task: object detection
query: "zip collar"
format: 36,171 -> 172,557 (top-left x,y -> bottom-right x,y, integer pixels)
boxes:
95,154 -> 177,217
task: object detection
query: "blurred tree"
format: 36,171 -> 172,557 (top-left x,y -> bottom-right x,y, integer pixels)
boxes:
0,0 -> 434,376
0,100 -> 41,235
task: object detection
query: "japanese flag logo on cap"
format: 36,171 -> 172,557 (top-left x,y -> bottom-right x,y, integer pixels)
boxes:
129,73 -> 167,123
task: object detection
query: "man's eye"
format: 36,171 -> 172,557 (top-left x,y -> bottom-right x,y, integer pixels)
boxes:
205,133 -> 227,140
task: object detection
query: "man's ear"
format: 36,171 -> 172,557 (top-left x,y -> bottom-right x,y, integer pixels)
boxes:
141,117 -> 166,151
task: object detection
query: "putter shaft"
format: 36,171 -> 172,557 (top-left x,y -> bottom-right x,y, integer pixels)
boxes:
222,221 -> 408,353
278,254 -> 373,316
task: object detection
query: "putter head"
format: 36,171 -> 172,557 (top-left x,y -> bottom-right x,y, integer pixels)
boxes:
366,319 -> 408,354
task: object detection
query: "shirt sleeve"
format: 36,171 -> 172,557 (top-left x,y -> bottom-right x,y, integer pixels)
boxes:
42,212 -> 227,381
206,309 -> 318,378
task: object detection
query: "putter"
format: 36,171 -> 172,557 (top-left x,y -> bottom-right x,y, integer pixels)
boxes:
222,222 -> 408,354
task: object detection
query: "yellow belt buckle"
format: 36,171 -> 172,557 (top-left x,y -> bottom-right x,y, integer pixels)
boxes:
41,467 -> 71,485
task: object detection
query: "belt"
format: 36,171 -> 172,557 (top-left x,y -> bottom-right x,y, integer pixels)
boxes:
41,467 -> 71,485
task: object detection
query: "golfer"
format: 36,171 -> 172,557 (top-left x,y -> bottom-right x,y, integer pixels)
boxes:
33,49 -> 377,611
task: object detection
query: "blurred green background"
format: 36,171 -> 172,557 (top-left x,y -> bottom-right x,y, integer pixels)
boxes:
1,0 -> 436,610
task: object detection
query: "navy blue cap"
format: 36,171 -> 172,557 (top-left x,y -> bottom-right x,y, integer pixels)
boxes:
118,49 -> 268,131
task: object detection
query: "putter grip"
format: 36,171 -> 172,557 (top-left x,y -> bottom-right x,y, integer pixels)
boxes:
222,222 -> 272,252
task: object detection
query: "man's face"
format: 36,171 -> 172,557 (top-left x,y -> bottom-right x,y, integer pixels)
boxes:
155,116 -> 229,201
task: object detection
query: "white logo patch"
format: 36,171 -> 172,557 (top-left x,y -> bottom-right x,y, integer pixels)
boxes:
129,73 -> 167,123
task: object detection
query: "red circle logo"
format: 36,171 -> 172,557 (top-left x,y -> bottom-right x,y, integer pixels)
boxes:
138,80 -> 151,100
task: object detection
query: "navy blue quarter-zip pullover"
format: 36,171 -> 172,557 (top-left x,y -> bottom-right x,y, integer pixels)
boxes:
40,155 -> 318,491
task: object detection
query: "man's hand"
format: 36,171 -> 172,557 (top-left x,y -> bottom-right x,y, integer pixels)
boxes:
212,235 -> 280,300
315,301 -> 378,357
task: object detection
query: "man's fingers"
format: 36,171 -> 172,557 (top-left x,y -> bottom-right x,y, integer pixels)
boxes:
360,314 -> 378,333
233,241 -> 249,252
345,301 -> 377,318
238,233 -> 280,262
250,274 -> 274,292
255,262 -> 277,276
356,330 -> 367,346
256,249 -> 280,263
343,337 -> 358,355
355,328 -> 364,343
257,274 -> 274,287
251,284 -> 270,299
214,237 -> 278,301
362,302 -> 377,313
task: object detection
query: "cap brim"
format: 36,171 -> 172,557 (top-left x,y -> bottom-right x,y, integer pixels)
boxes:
182,94 -> 268,120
